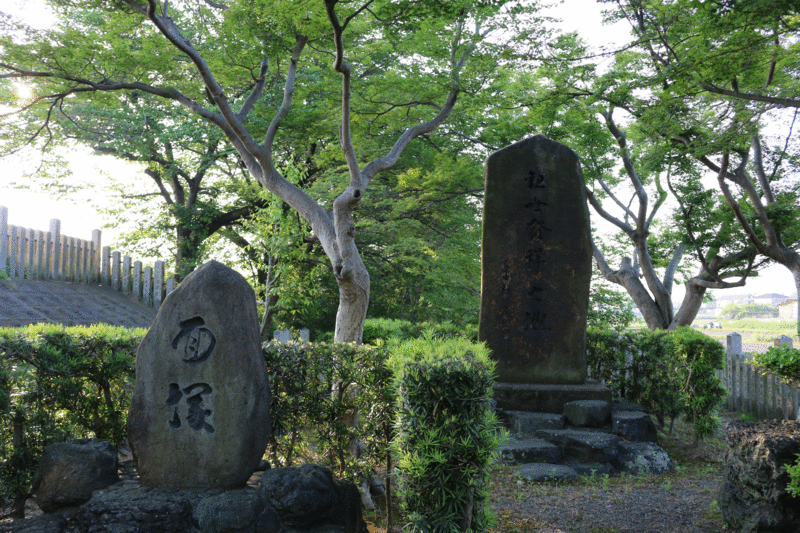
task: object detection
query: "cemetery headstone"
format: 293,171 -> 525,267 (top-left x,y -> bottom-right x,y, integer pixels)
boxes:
479,135 -> 592,385
127,260 -> 271,489
299,327 -> 310,343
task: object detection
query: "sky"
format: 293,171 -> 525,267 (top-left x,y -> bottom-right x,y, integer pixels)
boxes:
0,0 -> 797,300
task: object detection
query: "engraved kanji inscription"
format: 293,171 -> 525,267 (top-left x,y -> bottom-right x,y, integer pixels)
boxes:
172,317 -> 216,365
525,170 -> 546,189
526,218 -> 552,241
524,197 -> 548,212
524,309 -> 551,331
166,382 -> 215,434
525,248 -> 546,272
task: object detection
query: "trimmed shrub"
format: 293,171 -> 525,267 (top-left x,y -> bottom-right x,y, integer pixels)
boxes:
0,324 -> 142,516
751,344 -> 800,382
390,337 -> 506,532
262,341 -> 394,481
586,327 -> 725,439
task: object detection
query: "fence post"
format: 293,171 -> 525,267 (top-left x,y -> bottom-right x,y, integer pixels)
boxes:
49,219 -> 61,280
101,246 -> 111,285
0,206 -> 7,273
154,260 -> 164,308
92,230 -> 102,283
726,333 -> 742,411
122,256 -> 132,295
166,276 -> 176,298
133,261 -> 142,301
112,251 -> 122,292
143,266 -> 153,306
36,230 -> 45,279
775,336 -> 793,348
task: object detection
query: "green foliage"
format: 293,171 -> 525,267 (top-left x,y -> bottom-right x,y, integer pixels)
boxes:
358,318 -> 478,346
262,341 -> 394,482
587,327 -> 726,439
588,280 -> 636,330
719,303 -> 779,320
390,337 -> 506,532
0,324 -> 142,508
751,345 -> 800,382
786,454 -> 800,498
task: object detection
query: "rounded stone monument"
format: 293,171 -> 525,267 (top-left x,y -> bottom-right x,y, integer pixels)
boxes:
127,260 -> 270,489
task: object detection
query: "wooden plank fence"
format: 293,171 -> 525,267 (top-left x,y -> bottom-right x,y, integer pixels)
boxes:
720,332 -> 800,421
0,205 -> 176,308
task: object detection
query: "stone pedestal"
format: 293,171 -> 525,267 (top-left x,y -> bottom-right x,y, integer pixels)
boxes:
494,380 -> 611,414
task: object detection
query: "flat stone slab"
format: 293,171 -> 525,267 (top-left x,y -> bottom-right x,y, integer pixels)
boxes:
516,463 -> 579,483
494,380 -> 612,414
563,400 -> 611,428
500,437 -> 561,465
612,410 -> 659,443
535,429 -> 620,464
501,410 -> 564,434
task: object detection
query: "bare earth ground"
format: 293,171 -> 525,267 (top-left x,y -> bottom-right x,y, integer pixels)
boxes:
484,415 -> 733,533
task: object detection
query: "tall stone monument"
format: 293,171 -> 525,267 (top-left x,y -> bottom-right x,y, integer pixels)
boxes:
479,135 -> 609,413
128,260 -> 271,489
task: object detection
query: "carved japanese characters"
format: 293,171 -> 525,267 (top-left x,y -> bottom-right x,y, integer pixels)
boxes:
127,260 -> 270,489
479,135 -> 592,385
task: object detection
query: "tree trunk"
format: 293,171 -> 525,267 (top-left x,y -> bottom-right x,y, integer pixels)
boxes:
671,280 -> 706,329
333,254 -> 370,344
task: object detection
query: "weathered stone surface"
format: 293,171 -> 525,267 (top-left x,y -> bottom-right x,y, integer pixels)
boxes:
500,410 -> 564,433
127,260 -> 271,489
493,380 -> 611,414
193,490 -> 263,533
78,483 -> 203,533
31,438 -> 118,513
0,513 -> 66,533
612,410 -> 659,443
612,397 -> 645,412
535,429 -> 620,464
718,419 -> 800,533
260,464 -> 367,532
611,442 -> 674,475
500,437 -> 561,465
516,463 -> 579,482
479,135 -> 592,385
563,400 -> 611,428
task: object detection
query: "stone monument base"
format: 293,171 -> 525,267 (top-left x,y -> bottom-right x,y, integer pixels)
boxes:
494,380 -> 611,414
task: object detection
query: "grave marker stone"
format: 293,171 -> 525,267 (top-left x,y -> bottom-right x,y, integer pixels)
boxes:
480,135 -> 596,394
127,260 -> 270,489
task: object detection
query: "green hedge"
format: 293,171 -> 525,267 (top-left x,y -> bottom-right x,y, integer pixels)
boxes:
262,341 -> 394,482
586,327 -> 726,439
0,324 -> 143,513
751,345 -> 800,383
390,337 -> 506,532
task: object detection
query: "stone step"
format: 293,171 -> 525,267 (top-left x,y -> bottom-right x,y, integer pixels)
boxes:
500,410 -> 564,434
516,463 -> 579,482
499,437 -> 561,465
534,429 -> 620,464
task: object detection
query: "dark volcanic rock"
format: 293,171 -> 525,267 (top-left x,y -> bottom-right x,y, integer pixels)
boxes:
31,439 -> 118,513
718,419 -> 800,533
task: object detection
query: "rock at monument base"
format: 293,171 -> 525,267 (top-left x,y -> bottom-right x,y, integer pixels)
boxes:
563,400 -> 611,428
479,135 -> 592,385
516,463 -> 579,482
611,410 -> 659,443
193,490 -> 264,533
259,464 -> 367,533
31,438 -> 118,513
718,419 -> 800,533
127,260 -> 271,489
611,442 -> 674,475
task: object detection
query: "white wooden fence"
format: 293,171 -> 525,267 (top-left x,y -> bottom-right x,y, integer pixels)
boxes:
721,332 -> 800,421
0,205 -> 175,308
